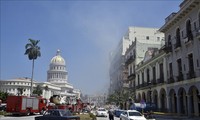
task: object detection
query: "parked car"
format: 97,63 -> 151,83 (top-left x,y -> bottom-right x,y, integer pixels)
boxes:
0,104 -> 6,111
35,109 -> 80,120
114,109 -> 125,117
96,108 -> 108,117
120,110 -> 147,120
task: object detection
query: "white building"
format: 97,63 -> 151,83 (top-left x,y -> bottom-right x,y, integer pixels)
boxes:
159,0 -> 200,116
109,27 -> 164,95
132,0 -> 200,117
0,50 -> 81,100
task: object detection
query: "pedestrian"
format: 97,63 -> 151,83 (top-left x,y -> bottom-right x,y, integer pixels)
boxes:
108,110 -> 114,120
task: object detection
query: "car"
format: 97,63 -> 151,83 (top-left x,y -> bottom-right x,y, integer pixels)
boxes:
120,110 -> 147,120
114,109 -> 125,117
0,104 -> 6,111
96,108 -> 108,117
35,109 -> 80,120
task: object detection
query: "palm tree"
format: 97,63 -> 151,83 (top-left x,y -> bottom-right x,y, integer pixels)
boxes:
25,39 -> 41,95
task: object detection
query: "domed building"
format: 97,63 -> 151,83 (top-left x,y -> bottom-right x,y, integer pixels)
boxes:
47,49 -> 68,85
0,49 -> 81,100
47,50 -> 76,96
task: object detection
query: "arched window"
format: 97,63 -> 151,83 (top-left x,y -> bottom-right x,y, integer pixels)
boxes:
186,20 -> 193,40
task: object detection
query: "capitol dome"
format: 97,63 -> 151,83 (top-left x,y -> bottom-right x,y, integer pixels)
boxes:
50,49 -> 65,65
47,49 -> 68,84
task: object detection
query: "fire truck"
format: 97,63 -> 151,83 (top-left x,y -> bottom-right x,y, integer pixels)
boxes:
6,96 -> 47,115
47,95 -> 84,112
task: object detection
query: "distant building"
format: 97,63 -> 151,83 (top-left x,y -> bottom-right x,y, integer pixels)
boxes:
0,50 -> 81,100
109,27 -> 164,95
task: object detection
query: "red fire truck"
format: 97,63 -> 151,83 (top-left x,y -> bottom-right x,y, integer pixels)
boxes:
47,95 -> 84,112
6,96 -> 47,115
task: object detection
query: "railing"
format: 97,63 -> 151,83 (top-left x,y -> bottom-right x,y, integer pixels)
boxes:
128,73 -> 135,80
167,76 -> 175,84
177,73 -> 184,81
196,27 -> 200,38
174,41 -> 181,49
183,32 -> 193,44
162,44 -> 172,53
187,71 -> 195,79
125,55 -> 135,65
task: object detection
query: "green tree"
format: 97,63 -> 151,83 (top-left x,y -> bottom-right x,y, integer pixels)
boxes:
0,91 -> 10,102
107,89 -> 129,109
24,39 -> 41,95
33,85 -> 43,96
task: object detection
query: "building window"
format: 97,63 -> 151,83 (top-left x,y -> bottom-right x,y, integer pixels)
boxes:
157,37 -> 160,41
188,53 -> 194,72
194,22 -> 197,30
169,63 -> 173,77
187,53 -> 195,79
175,28 -> 181,48
199,12 -> 200,27
177,58 -> 183,81
167,35 -> 172,46
153,66 -> 156,84
142,72 -> 144,84
147,68 -> 150,83
159,63 -> 164,83
186,20 -> 193,40
146,36 -> 149,40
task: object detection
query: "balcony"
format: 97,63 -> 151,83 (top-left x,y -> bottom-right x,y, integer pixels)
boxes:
157,78 -> 164,84
196,27 -> 200,39
174,42 -> 181,49
177,73 -> 184,81
167,76 -> 175,84
123,83 -> 130,88
187,71 -> 195,79
184,33 -> 193,44
127,73 -> 135,80
125,55 -> 135,65
162,44 -> 172,53
152,79 -> 157,85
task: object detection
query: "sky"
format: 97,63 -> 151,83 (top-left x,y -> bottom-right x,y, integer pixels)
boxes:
0,0 -> 182,95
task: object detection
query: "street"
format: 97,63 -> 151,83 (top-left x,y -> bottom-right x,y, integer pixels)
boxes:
1,114 -> 199,120
96,116 -> 119,120
0,115 -> 40,120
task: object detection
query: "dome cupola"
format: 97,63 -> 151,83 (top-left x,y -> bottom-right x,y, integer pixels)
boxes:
50,49 -> 65,65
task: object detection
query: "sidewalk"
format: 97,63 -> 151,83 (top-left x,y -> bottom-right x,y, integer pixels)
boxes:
153,113 -> 200,120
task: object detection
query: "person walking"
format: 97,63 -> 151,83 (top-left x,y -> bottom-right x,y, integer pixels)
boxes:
108,110 -> 114,120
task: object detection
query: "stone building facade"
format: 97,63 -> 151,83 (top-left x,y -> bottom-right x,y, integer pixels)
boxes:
133,0 -> 200,117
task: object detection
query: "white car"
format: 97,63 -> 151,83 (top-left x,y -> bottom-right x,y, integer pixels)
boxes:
120,110 -> 147,120
96,108 -> 108,117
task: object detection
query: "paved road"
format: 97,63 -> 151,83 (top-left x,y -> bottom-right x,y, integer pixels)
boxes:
0,115 -> 40,120
96,116 -> 120,120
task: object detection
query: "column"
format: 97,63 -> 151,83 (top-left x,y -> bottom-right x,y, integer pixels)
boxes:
194,94 -> 199,116
166,96 -> 171,113
176,95 -> 181,115
187,95 -> 192,116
